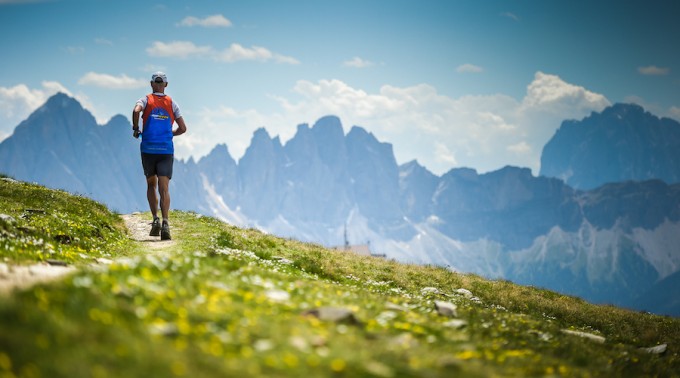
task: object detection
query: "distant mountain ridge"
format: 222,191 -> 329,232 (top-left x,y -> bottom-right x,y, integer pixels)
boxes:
1,93 -> 678,316
540,103 -> 680,190
0,94 -> 143,211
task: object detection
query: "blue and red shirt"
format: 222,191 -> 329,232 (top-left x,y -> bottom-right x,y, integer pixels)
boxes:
137,93 -> 182,154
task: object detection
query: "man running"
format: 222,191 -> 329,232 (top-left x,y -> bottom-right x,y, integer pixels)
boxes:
132,71 -> 187,240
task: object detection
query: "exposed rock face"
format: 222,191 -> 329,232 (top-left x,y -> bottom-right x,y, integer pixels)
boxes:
0,94 -> 142,212
540,103 -> 680,190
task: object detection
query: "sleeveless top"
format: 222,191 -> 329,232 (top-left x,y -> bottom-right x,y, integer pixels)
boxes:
140,94 -> 175,154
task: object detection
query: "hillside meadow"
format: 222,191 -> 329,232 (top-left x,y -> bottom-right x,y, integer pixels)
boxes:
0,177 -> 678,377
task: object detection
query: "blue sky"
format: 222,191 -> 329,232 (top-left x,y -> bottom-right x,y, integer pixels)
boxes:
1,0 -> 678,175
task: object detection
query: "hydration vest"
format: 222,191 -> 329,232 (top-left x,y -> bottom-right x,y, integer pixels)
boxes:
141,94 -> 175,154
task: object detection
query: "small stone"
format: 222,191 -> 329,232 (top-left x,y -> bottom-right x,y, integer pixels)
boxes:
561,329 -> 605,344
46,259 -> 68,266
421,287 -> 441,295
302,307 -> 360,325
273,256 -> 294,265
455,288 -> 473,298
385,302 -> 408,312
0,214 -> 16,224
434,301 -> 458,317
1,177 -> 19,183
640,343 -> 667,355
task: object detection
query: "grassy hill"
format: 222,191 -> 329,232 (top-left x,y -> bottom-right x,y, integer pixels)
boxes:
0,177 -> 678,377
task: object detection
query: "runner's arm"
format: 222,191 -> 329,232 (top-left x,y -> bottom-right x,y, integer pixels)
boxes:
173,116 -> 187,136
132,104 -> 143,130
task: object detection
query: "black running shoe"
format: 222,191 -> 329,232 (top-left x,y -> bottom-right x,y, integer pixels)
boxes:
150,217 -> 161,237
161,222 -> 171,241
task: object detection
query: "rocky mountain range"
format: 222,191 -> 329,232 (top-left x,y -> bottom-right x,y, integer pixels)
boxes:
540,103 -> 680,190
1,93 -> 678,316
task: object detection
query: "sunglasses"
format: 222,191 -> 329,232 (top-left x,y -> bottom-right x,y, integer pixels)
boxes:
153,78 -> 165,83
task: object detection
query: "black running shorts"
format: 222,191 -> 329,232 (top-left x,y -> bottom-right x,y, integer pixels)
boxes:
141,153 -> 174,179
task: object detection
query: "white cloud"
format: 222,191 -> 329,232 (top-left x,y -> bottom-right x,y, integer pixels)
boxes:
78,72 -> 147,89
501,12 -> 519,21
183,72 -> 609,175
218,43 -> 274,63
64,46 -> 84,54
344,57 -> 374,68
146,41 -> 299,64
217,43 -> 299,64
434,142 -> 457,165
456,64 -> 483,73
94,38 -> 113,46
638,65 -> 670,76
507,141 -> 531,154
521,71 -> 609,109
0,81 -> 72,138
178,14 -> 232,28
146,41 -> 213,59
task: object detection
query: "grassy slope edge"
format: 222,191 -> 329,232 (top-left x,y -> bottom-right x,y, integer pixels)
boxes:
0,178 -> 678,377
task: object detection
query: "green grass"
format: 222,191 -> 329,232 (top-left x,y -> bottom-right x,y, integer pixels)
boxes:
0,179 -> 679,377
0,177 -> 134,265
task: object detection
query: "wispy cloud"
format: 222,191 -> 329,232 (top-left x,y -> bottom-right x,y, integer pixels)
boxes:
501,12 -> 519,21
217,43 -> 299,64
147,41 -> 213,59
186,72 -> 610,175
177,14 -> 232,28
638,65 -> 670,76
506,141 -> 531,154
64,46 -> 84,54
77,72 -> 147,89
94,38 -> 113,46
0,81 -> 73,136
456,63 -> 483,73
343,57 -> 374,68
146,40 -> 299,64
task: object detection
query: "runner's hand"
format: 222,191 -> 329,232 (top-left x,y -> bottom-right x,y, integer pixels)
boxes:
133,129 -> 141,138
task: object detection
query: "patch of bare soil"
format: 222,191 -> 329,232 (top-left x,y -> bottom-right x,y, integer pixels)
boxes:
0,213 -> 175,295
0,262 -> 76,295
121,213 -> 177,250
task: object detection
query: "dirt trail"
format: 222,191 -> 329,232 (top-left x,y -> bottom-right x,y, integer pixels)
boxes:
0,262 -> 76,295
0,213 -> 174,295
121,213 -> 177,250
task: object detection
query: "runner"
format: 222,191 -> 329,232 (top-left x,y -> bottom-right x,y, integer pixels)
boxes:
131,72 -> 187,240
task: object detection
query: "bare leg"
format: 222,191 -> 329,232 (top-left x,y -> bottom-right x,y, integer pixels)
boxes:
158,176 -> 171,222
146,175 -> 159,219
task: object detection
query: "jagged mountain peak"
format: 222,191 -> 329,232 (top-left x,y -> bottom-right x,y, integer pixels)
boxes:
541,102 -> 680,190
251,127 -> 273,141
600,102 -> 647,119
42,92 -> 82,110
105,114 -> 130,126
19,92 -> 94,131
202,143 -> 233,161
311,115 -> 343,137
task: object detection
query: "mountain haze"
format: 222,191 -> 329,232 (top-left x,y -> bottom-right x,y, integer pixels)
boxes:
1,94 -> 678,316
